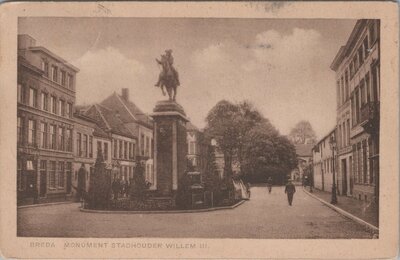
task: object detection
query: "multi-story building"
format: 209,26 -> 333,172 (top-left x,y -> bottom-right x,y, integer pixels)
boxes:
312,129 -> 336,192
72,113 -> 112,196
186,122 -> 208,184
84,104 -> 137,186
17,34 -> 78,204
330,19 -> 380,202
99,89 -> 155,188
290,144 -> 313,182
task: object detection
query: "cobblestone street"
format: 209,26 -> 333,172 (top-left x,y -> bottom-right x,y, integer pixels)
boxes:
18,186 -> 374,238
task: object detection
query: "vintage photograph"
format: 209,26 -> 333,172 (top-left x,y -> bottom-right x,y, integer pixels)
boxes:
16,17 -> 381,240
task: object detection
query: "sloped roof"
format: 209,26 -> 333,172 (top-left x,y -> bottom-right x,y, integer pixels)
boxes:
100,92 -> 152,128
117,94 -> 153,128
295,144 -> 314,157
93,104 -> 136,139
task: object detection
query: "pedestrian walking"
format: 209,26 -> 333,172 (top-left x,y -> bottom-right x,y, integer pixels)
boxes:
267,177 -> 273,194
285,179 -> 296,206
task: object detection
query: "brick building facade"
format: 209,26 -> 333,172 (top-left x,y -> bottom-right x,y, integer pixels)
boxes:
17,34 -> 78,204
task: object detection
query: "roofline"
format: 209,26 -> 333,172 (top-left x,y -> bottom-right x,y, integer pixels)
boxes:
28,46 -> 80,72
314,127 -> 337,148
114,92 -> 138,121
329,19 -> 367,71
93,104 -> 111,130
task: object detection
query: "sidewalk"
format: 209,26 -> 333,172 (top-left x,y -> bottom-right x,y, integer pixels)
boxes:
307,188 -> 378,227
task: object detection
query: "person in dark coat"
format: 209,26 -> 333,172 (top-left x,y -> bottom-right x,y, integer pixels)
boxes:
112,178 -> 120,200
267,177 -> 273,194
284,179 -> 296,206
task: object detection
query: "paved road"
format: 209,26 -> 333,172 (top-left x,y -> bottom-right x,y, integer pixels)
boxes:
18,186 -> 374,238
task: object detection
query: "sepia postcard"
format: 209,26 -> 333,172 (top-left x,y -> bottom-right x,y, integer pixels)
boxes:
0,1 -> 398,259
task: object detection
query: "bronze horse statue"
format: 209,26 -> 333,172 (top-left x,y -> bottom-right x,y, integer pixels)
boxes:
155,51 -> 180,101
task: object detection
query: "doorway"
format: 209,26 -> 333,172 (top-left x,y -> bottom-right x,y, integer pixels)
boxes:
341,159 -> 347,195
39,171 -> 47,197
349,156 -> 353,195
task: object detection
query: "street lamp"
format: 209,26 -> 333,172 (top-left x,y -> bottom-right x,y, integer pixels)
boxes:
329,134 -> 338,205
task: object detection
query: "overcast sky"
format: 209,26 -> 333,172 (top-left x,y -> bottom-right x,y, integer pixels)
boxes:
19,18 -> 356,138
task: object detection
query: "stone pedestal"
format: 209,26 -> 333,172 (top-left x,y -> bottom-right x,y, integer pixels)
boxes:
152,100 -> 188,197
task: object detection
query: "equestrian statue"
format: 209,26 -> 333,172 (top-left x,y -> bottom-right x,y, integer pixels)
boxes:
155,49 -> 181,101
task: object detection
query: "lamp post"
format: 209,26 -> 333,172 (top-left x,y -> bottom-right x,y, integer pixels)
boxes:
329,134 -> 338,205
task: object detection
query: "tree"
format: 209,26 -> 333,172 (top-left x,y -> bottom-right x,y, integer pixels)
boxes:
204,100 -> 240,177
130,160 -> 147,201
87,148 -> 112,209
289,120 -> 317,144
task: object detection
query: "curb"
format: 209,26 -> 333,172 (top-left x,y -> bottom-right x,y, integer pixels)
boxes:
79,199 -> 246,214
17,201 -> 77,209
302,187 -> 379,234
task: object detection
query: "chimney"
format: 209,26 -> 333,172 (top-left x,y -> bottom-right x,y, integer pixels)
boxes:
18,34 -> 36,50
121,88 -> 129,101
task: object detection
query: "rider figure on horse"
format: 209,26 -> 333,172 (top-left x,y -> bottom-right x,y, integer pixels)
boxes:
155,49 -> 180,87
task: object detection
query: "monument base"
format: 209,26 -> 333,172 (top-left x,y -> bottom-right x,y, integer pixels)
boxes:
152,100 -> 188,197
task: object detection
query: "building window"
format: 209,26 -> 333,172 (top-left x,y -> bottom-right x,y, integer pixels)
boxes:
42,60 -> 49,77
58,127 -> 64,151
40,160 -> 46,193
124,141 -> 128,159
17,84 -> 23,103
97,141 -> 102,155
77,133 -> 82,156
113,140 -> 118,158
369,22 -> 377,45
66,162 -> 72,192
61,71 -> 67,86
358,46 -> 364,66
28,119 -> 36,145
40,122 -> 47,148
68,74 -> 74,89
104,143 -> 108,161
119,140 -> 123,159
41,92 -> 48,111
362,140 -> 368,184
59,100 -> 65,116
145,137 -> 150,157
355,88 -> 360,124
357,143 -> 362,183
51,96 -> 57,114
29,87 -> 37,108
151,139 -> 153,158
345,71 -> 349,101
353,56 -> 358,73
363,36 -> 369,58
368,138 -> 374,184
141,134 -> 145,156
132,143 -> 136,159
17,117 -> 22,143
349,62 -> 354,78
49,161 -> 56,188
51,66 -> 58,82
366,74 -> 371,103
89,136 -> 93,158
49,125 -> 56,149
17,159 -> 23,190
82,134 -> 88,157
189,141 -> 196,154
129,143 -> 132,159
66,129 -> 72,152
360,80 -> 366,105
66,103 -> 72,118
58,161 -> 64,188
346,119 -> 350,146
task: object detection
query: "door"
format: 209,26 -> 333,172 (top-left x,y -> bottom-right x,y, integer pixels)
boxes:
39,171 -> 47,197
66,171 -> 72,194
349,156 -> 353,195
342,159 -> 347,195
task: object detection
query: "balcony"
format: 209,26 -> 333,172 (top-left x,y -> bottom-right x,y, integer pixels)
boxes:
360,102 -> 380,134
